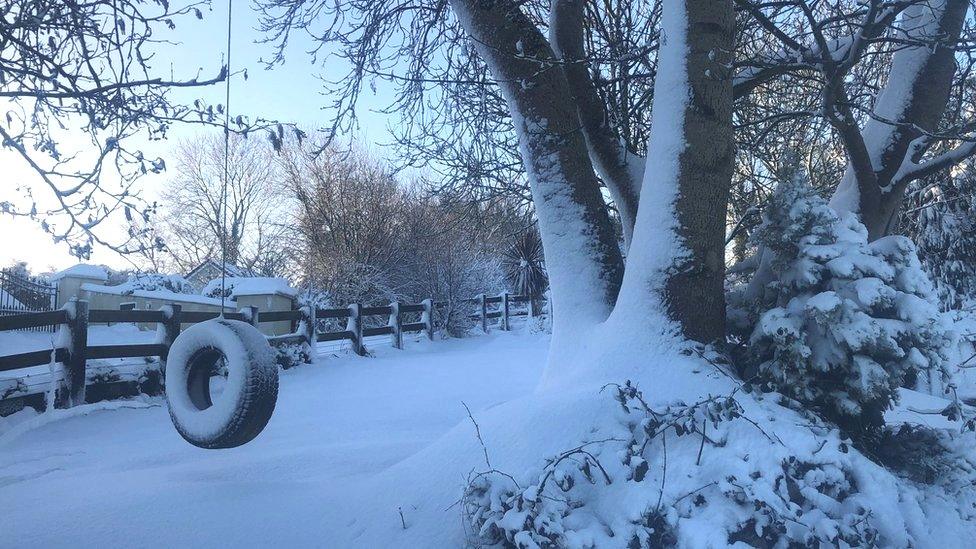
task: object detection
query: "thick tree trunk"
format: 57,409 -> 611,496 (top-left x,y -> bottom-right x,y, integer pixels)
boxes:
449,0 -> 625,331
667,0 -> 735,342
550,0 -> 643,248
614,0 -> 735,344
830,0 -> 968,239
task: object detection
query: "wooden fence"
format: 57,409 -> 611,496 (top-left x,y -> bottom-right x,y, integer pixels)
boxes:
0,293 -> 541,412
468,292 -> 541,332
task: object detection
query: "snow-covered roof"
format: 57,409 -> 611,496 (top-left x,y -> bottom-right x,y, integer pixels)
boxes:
49,264 -> 109,282
185,259 -> 255,280
202,277 -> 297,298
80,283 -> 234,307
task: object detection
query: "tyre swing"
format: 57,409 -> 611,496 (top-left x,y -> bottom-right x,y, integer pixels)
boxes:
165,0 -> 279,449
166,319 -> 278,448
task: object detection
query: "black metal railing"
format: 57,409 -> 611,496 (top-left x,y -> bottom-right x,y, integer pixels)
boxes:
0,270 -> 58,332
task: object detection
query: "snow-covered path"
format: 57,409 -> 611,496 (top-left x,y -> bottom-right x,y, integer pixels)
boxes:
0,332 -> 549,548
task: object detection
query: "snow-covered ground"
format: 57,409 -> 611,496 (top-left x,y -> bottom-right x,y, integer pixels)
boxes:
0,332 -> 548,547
1,325 -> 973,547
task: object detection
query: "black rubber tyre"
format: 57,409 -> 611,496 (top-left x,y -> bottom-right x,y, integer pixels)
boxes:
165,318 -> 279,449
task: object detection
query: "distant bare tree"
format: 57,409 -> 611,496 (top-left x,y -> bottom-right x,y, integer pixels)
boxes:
281,139 -> 516,311
281,142 -> 409,302
256,0 -> 659,246
140,133 -> 287,274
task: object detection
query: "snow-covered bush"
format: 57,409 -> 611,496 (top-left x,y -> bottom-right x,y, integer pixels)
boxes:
273,338 -> 312,369
117,273 -> 195,295
463,382 -> 740,548
741,167 -> 952,434
461,382 -> 948,548
138,364 -> 164,396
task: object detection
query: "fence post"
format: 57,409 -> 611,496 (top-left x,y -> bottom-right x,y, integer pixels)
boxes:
240,305 -> 259,328
347,303 -> 366,356
63,299 -> 89,408
301,305 -> 316,363
159,303 -> 182,373
478,293 -> 488,333
421,298 -> 434,340
389,301 -> 403,349
501,292 -> 510,331
545,291 -> 553,331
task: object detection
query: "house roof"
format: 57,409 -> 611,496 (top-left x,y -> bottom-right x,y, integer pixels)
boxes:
185,259 -> 254,280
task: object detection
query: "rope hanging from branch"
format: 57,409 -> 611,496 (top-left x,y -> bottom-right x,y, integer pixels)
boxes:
220,0 -> 234,315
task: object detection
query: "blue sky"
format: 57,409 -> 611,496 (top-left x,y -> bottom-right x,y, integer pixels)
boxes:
161,1 -> 396,140
161,0 -> 395,145
0,0 -> 398,272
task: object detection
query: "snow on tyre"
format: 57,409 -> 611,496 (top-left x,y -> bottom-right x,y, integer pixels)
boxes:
165,318 -> 279,449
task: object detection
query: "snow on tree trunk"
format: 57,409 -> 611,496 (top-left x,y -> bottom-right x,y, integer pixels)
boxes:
829,0 -> 969,239
612,0 -> 734,344
449,0 -> 624,351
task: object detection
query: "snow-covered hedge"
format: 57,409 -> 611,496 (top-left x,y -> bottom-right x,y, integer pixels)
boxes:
736,168 -> 952,435
202,277 -> 297,300
116,273 -> 196,295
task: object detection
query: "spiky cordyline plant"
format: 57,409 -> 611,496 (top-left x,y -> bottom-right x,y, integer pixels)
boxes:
502,227 -> 548,299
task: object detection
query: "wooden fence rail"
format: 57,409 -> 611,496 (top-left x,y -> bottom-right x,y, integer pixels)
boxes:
0,292 -> 541,411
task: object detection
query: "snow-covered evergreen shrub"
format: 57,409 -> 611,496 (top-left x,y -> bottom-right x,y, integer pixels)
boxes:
138,365 -> 164,396
85,371 -> 124,403
874,423 -> 968,484
745,167 -> 952,433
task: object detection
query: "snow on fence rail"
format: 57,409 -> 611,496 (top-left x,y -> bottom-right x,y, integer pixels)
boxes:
0,293 -> 540,413
0,302 -> 307,409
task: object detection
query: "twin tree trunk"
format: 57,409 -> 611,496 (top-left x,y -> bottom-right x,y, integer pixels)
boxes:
452,0 -> 734,344
746,1 -> 968,306
550,0 -> 643,249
